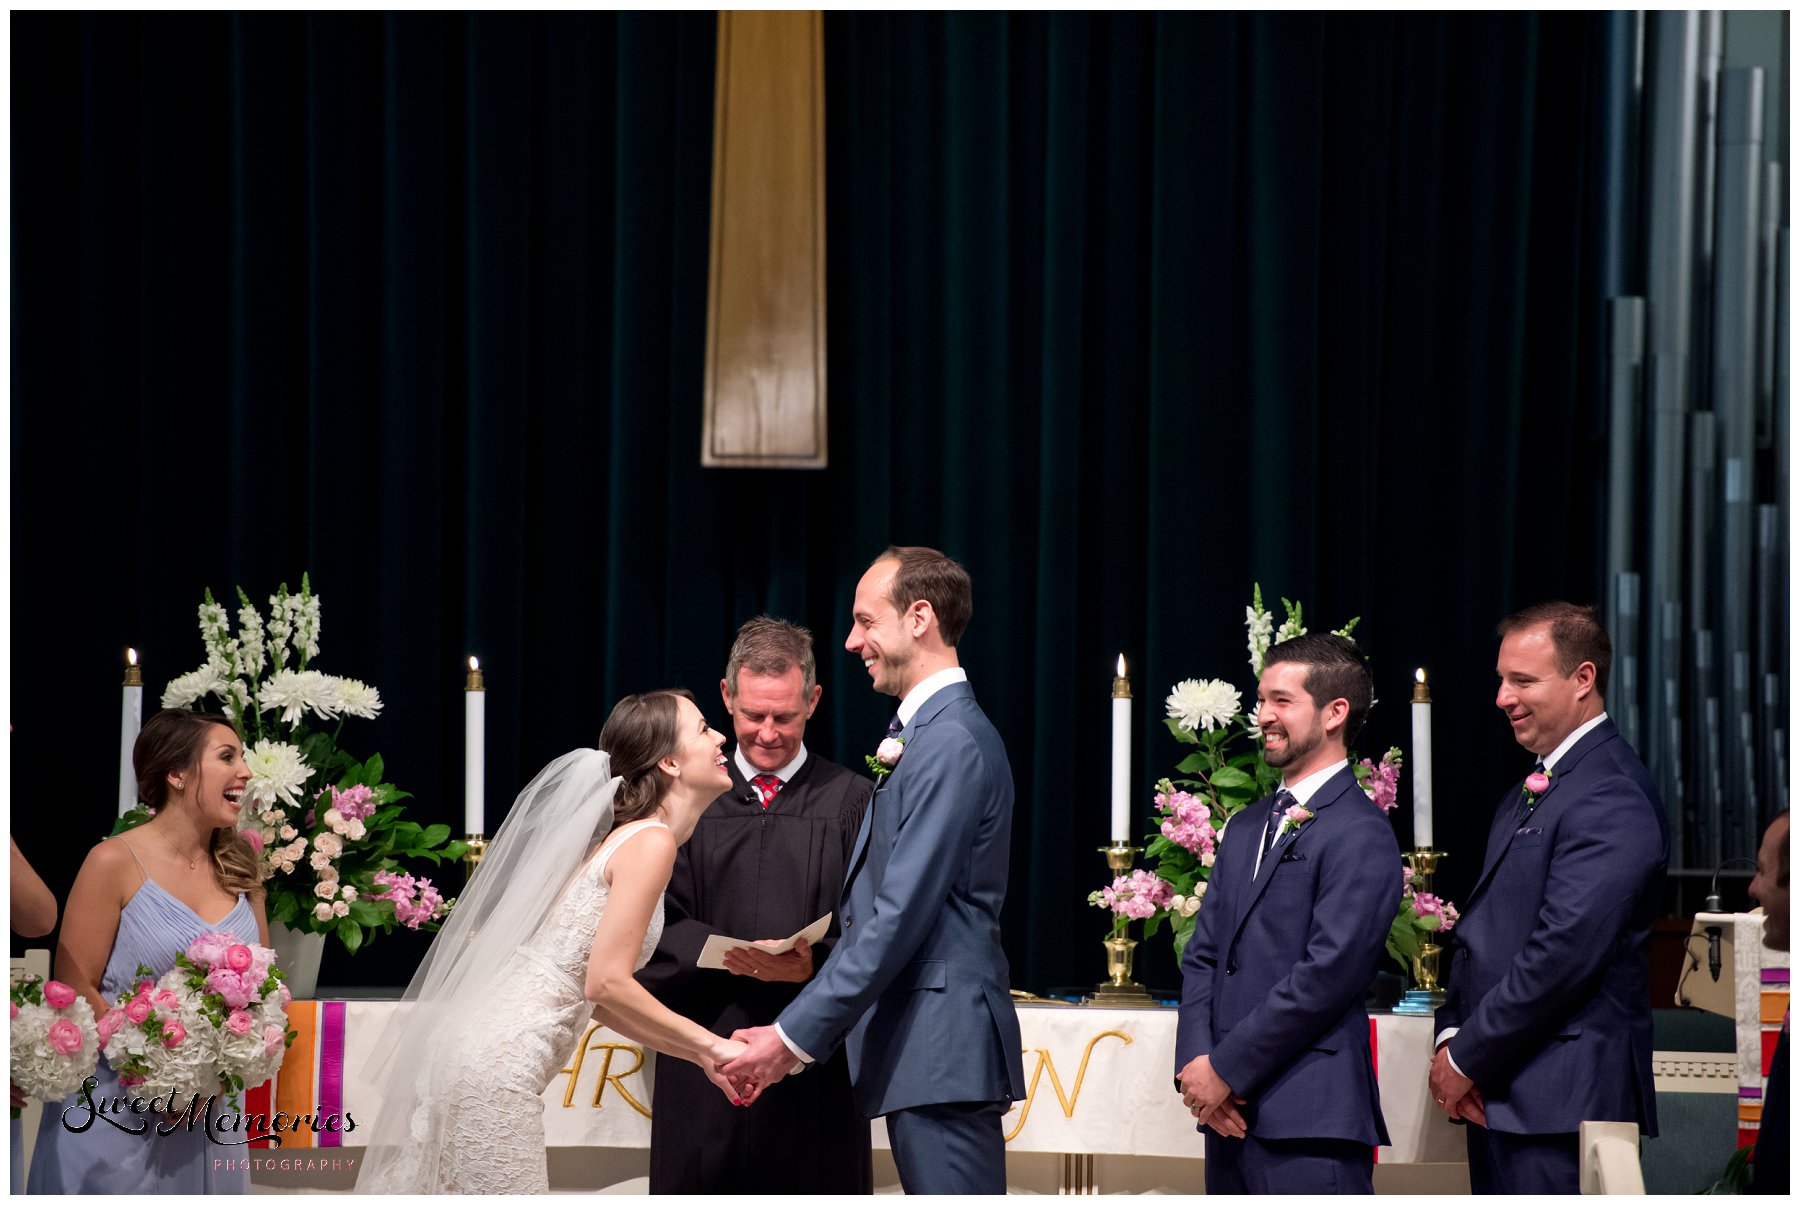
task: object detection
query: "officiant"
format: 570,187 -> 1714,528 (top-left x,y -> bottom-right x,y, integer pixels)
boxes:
636,616 -> 873,1193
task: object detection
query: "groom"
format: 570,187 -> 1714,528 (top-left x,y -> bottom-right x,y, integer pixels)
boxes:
722,546 -> 1026,1193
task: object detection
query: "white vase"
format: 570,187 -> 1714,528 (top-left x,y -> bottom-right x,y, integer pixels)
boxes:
269,923 -> 327,1000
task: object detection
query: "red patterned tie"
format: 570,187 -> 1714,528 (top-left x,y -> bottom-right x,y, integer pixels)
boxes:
749,774 -> 782,809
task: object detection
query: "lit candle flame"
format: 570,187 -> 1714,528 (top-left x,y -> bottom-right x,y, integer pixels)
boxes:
1116,654 -> 1127,678
469,655 -> 480,672
127,648 -> 139,667
1415,667 -> 1426,685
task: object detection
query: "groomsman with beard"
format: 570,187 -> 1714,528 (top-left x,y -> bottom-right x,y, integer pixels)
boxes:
1175,633 -> 1398,1193
635,617 -> 872,1193
1430,602 -> 1667,1194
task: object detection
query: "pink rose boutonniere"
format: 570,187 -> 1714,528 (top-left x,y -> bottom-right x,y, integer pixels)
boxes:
1522,770 -> 1551,806
1278,802 -> 1314,838
866,737 -> 906,780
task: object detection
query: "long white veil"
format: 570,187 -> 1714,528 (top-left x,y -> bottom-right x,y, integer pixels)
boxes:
355,748 -> 620,1192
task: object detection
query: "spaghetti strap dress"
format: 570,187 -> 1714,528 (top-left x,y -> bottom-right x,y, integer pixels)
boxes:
26,840 -> 256,1194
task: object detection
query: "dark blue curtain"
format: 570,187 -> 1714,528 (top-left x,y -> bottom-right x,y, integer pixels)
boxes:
13,11 -> 1629,992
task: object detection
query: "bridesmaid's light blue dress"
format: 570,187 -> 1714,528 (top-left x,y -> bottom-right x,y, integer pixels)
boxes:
27,846 -> 256,1195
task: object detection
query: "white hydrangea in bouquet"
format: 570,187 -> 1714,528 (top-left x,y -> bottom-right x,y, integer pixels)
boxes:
1092,585 -> 1400,959
10,975 -> 100,1104
114,574 -> 465,953
99,932 -> 296,1109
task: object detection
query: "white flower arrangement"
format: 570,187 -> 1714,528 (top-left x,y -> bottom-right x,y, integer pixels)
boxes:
10,975 -> 100,1102
116,573 -> 464,954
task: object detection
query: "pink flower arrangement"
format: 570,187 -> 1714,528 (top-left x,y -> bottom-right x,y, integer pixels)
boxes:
10,974 -> 99,1102
100,931 -> 295,1108
370,870 -> 453,930
1358,748 -> 1403,813
1092,869 -> 1175,929
1155,789 -> 1219,860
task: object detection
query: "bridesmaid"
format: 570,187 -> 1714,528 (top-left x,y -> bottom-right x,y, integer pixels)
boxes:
28,709 -> 268,1194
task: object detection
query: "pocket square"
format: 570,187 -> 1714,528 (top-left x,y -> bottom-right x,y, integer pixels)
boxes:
1278,851 -> 1307,863
1514,825 -> 1546,838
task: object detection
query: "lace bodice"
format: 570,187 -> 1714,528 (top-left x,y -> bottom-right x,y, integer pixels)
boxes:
518,818 -> 667,984
360,818 -> 668,1194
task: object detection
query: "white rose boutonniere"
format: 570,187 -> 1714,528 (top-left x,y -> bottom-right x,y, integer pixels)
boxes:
866,737 -> 906,779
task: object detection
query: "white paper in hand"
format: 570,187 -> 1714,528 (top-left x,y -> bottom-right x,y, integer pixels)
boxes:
697,912 -> 832,969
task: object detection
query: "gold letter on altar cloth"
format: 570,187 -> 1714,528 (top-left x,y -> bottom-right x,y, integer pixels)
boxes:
556,1023 -> 654,1118
1002,1030 -> 1132,1141
701,10 -> 828,469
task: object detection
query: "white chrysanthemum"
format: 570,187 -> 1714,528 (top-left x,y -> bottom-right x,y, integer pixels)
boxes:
331,677 -> 383,720
162,665 -> 225,710
257,669 -> 340,726
1165,678 -> 1241,733
242,740 -> 314,809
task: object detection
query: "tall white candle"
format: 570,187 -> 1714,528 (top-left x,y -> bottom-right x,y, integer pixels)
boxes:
119,648 -> 144,816
1412,668 -> 1433,848
1112,655 -> 1131,842
465,657 -> 486,835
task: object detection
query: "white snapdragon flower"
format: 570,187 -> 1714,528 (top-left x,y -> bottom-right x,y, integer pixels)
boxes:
242,740 -> 314,809
235,593 -> 267,679
162,665 -> 226,710
1245,584 -> 1276,675
331,678 -> 383,720
1165,679 -> 1241,734
258,669 -> 341,726
299,591 -> 322,661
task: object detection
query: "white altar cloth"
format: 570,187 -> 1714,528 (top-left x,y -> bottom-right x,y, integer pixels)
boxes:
292,1000 -> 1459,1162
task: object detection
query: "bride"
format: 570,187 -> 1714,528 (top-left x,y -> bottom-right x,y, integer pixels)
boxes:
358,690 -> 761,1193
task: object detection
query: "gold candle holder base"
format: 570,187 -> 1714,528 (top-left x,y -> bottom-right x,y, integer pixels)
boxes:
464,834 -> 489,878
1086,842 -> 1158,1006
1396,846 -> 1447,1011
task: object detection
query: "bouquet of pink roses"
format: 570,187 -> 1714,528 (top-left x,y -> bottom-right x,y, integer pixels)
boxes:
10,974 -> 100,1104
99,932 -> 296,1109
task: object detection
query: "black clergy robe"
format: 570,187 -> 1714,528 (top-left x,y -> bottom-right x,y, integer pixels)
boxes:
636,750 -> 874,1194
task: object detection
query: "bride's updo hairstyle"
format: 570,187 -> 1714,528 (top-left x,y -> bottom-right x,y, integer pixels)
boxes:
599,689 -> 696,827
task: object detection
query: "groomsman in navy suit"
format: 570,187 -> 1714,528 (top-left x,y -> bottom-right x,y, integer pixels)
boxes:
721,546 -> 1026,1193
1175,633 -> 1399,1193
1430,602 -> 1667,1194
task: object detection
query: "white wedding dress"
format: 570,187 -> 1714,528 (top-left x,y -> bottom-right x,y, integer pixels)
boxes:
361,819 -> 667,1194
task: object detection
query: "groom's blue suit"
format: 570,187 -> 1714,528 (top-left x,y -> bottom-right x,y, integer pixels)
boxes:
777,680 -> 1026,1192
1176,765 -> 1397,1192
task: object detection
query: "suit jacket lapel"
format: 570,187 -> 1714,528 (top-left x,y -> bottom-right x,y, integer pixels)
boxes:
842,682 -> 974,890
1467,719 -> 1618,903
1232,766 -> 1359,941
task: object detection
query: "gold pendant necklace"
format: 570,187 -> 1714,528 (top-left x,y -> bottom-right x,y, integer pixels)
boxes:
159,828 -> 205,870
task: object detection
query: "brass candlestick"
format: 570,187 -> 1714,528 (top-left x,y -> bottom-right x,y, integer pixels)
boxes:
464,833 -> 489,878
1088,841 -> 1156,1005
1394,847 -> 1447,1014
